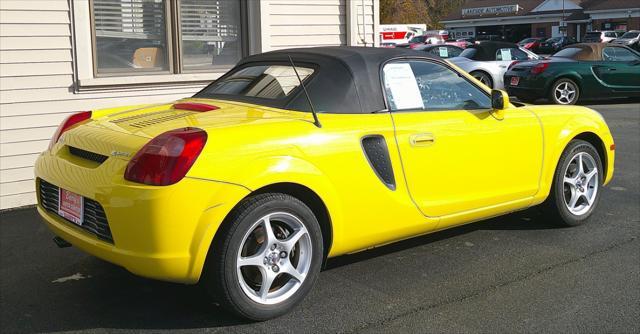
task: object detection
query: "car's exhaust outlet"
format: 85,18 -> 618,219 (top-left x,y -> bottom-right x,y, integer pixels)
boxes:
53,236 -> 72,248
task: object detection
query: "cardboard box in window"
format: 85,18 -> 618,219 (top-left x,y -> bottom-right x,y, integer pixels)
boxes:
133,47 -> 164,68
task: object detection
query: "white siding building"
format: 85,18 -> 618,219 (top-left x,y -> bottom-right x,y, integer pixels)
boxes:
0,0 -> 380,210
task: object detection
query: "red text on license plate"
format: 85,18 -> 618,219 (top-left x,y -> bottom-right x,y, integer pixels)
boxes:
58,188 -> 83,226
510,77 -> 520,86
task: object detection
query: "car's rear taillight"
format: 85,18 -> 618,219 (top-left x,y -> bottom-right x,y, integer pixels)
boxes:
508,61 -> 521,70
124,127 -> 207,186
49,111 -> 92,150
531,62 -> 550,75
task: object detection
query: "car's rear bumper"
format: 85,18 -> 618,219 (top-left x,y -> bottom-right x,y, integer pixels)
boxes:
504,72 -> 548,100
34,150 -> 250,284
505,86 -> 545,100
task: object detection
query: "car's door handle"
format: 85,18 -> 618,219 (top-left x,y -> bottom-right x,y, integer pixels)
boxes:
607,68 -> 617,71
410,133 -> 435,147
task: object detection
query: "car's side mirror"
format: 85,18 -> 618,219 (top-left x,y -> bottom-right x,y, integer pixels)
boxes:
491,89 -> 509,110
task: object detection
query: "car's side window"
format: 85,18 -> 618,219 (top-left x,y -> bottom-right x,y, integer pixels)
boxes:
604,47 -> 640,62
603,47 -> 616,61
383,60 -> 492,112
447,46 -> 462,57
430,46 -> 452,58
495,48 -> 528,61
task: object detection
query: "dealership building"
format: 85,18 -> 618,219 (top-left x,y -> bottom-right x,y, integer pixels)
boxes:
0,0 -> 379,209
442,0 -> 640,42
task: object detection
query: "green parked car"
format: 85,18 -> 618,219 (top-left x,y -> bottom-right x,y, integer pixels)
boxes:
504,43 -> 640,104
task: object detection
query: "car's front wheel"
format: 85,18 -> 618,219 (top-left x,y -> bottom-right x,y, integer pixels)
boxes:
204,193 -> 323,321
550,78 -> 580,105
543,139 -> 603,226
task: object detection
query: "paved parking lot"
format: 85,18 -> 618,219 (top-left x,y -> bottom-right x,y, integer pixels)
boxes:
1,102 -> 639,333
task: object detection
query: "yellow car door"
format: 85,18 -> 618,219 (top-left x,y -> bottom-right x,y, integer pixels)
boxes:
382,59 -> 543,217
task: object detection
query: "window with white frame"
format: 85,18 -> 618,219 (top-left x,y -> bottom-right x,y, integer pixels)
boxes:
91,0 -> 245,76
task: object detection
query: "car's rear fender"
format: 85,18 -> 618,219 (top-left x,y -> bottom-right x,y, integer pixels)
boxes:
212,155 -> 345,257
543,70 -> 583,95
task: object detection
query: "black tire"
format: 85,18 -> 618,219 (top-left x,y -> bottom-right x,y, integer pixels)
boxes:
549,78 -> 580,105
471,71 -> 493,88
203,193 -> 323,321
543,139 -> 603,226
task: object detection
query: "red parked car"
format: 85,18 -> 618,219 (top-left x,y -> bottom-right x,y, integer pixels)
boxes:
395,34 -> 445,49
518,37 -> 545,52
446,38 -> 473,49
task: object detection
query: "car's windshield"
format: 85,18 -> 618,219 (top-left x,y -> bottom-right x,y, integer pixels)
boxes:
621,32 -> 639,39
552,47 -> 583,58
410,36 -> 426,43
519,38 -> 537,43
198,64 -> 314,100
546,37 -> 561,43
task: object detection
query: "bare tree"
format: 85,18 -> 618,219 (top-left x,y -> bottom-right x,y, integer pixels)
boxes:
381,0 -> 463,29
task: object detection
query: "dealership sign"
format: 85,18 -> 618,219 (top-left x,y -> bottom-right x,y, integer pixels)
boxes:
462,4 -> 520,16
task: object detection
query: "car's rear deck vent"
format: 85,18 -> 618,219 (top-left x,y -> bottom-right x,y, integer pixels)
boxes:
69,146 -> 108,164
109,110 -> 195,128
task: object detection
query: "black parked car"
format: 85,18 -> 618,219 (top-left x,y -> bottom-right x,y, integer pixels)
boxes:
537,36 -> 577,54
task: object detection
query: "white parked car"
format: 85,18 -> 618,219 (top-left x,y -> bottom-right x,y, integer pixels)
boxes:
583,31 -> 623,43
447,41 -> 540,89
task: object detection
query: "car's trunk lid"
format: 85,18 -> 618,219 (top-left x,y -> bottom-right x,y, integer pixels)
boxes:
60,98 -> 305,161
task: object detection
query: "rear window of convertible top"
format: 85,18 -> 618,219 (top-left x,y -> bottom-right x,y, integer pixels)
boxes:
198,65 -> 315,100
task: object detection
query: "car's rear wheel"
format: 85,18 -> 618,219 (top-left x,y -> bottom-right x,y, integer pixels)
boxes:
550,78 -> 580,105
204,193 -> 323,321
471,71 -> 493,88
543,139 -> 602,226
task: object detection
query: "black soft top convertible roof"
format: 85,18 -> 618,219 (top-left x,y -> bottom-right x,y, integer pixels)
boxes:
196,46 -> 436,114
466,41 -> 519,61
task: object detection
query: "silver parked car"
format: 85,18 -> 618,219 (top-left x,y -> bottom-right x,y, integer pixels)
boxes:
447,41 -> 540,89
612,30 -> 640,50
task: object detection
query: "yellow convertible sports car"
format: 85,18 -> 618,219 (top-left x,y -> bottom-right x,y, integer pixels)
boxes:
35,47 -> 614,320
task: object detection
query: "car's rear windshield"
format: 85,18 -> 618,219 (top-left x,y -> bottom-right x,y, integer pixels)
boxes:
459,48 -> 477,59
410,36 -> 426,43
520,38 -> 537,43
197,64 -> 314,100
546,37 -> 561,43
621,32 -> 639,38
552,47 -> 583,58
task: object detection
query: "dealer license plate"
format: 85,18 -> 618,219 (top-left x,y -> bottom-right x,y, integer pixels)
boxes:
58,188 -> 83,226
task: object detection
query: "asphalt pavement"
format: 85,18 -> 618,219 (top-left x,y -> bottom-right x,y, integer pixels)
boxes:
1,102 -> 639,333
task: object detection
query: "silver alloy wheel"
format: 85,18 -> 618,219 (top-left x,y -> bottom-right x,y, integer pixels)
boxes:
563,152 -> 598,216
554,81 -> 577,104
472,72 -> 492,88
236,212 -> 312,305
